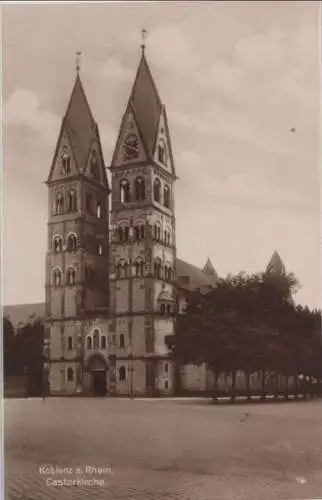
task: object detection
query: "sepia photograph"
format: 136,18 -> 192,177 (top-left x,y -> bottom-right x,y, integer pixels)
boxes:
2,1 -> 321,499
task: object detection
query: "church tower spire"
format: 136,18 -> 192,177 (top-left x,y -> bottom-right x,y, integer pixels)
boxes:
45,58 -> 110,395
109,41 -> 177,396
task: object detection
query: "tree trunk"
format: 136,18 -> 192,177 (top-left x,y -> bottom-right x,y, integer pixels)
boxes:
212,371 -> 219,404
231,370 -> 236,404
260,369 -> 266,402
274,373 -> 279,400
246,372 -> 251,401
284,375 -> 289,401
294,374 -> 299,400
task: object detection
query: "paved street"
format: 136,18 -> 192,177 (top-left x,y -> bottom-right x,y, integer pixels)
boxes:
4,398 -> 322,500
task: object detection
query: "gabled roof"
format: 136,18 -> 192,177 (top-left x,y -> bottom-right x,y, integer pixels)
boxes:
266,250 -> 286,275
64,73 -> 97,170
176,258 -> 218,291
128,50 -> 163,159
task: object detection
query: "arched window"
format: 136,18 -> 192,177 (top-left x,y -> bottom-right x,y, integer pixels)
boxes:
55,193 -> 64,215
62,153 -> 71,175
164,266 -> 169,281
85,264 -> 94,286
97,244 -> 103,256
153,178 -> 161,203
86,193 -> 93,214
67,234 -> 77,251
93,329 -> 100,349
67,190 -> 77,212
119,366 -> 126,381
135,259 -> 144,277
154,224 -> 161,241
120,334 -> 125,348
168,268 -> 173,281
67,367 -> 74,382
163,185 -> 170,208
53,268 -> 61,287
96,202 -> 102,219
119,226 -> 129,243
66,267 -> 76,286
135,177 -> 145,202
120,179 -> 130,203
101,335 -> 106,349
117,260 -> 127,279
160,303 -> 166,315
134,225 -> 145,240
165,380 -> 169,389
154,259 -> 162,279
87,336 -> 92,350
90,150 -> 100,180
157,141 -> 167,164
67,336 -> 73,350
166,304 -> 172,316
53,236 -> 62,253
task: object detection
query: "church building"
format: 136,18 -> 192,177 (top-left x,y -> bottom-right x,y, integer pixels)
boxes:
44,44 -> 218,397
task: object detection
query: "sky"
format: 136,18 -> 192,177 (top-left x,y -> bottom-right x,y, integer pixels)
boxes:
2,1 -> 321,308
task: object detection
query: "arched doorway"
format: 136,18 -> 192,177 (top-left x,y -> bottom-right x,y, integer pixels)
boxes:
87,354 -> 108,397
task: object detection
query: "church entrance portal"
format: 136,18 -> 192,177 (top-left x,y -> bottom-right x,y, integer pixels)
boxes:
87,355 -> 108,397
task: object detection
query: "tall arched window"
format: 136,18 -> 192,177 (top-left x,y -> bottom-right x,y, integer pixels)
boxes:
134,225 -> 145,240
96,202 -> 102,219
117,260 -> 128,279
119,366 -> 126,381
119,226 -> 129,243
97,243 -> 103,256
154,224 -> 161,241
90,150 -> 100,180
157,141 -> 167,164
67,190 -> 77,212
53,236 -> 62,253
87,336 -> 92,350
166,304 -> 172,316
53,268 -> 61,287
160,303 -> 166,315
163,185 -> 170,208
135,259 -> 144,277
67,336 -> 73,350
67,367 -> 74,382
93,329 -> 100,350
86,192 -> 93,214
55,193 -> 64,215
120,334 -> 125,348
153,178 -> 161,203
62,153 -> 71,175
154,259 -> 162,279
66,267 -> 76,286
101,335 -> 106,349
164,266 -> 169,281
85,264 -> 94,286
120,179 -> 130,203
67,234 -> 77,251
135,177 -> 145,201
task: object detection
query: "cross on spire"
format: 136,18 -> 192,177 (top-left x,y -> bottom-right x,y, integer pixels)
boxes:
141,29 -> 147,53
76,51 -> 81,73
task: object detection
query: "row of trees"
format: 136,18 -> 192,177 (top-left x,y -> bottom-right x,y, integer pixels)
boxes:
3,316 -> 45,396
167,271 -> 322,402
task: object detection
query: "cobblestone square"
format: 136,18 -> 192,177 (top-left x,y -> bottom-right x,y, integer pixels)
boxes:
4,398 -> 322,500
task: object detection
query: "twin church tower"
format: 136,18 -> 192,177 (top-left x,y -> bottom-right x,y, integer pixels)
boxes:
45,46 -> 179,396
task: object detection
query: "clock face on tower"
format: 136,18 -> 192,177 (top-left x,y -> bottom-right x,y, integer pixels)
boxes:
123,133 -> 139,160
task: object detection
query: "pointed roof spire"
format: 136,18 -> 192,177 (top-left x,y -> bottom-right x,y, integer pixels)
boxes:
127,38 -> 163,158
203,257 -> 218,278
266,250 -> 286,275
63,63 -> 97,169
